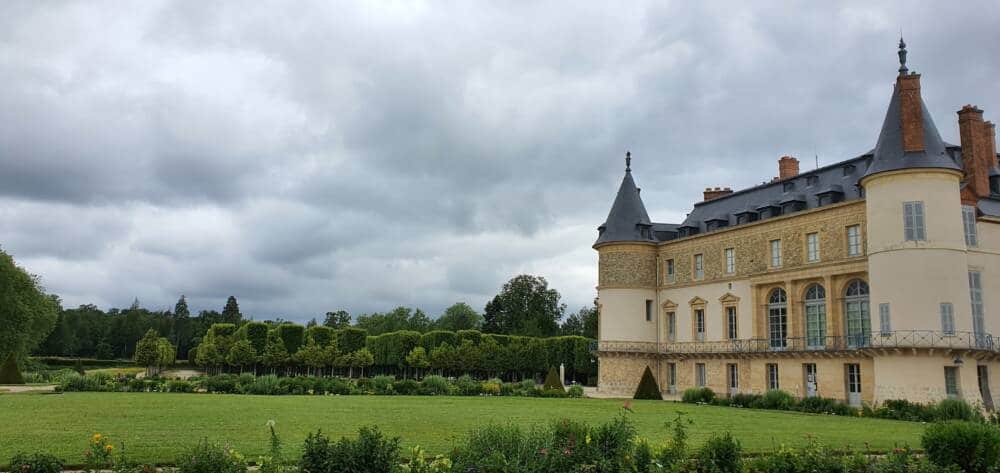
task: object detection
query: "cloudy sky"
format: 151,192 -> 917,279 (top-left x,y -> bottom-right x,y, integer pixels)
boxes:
2,1 -> 999,322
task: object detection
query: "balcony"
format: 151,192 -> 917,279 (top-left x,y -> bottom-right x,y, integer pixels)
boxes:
598,331 -> 997,356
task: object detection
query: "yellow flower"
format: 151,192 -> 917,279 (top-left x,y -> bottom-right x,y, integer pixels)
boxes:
585,434 -> 591,445
93,433 -> 102,442
105,445 -> 114,451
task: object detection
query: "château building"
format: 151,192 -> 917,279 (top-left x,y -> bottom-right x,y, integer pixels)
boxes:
594,41 -> 1000,407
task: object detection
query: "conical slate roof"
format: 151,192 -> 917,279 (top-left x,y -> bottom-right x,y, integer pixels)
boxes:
594,159 -> 656,247
863,43 -> 960,180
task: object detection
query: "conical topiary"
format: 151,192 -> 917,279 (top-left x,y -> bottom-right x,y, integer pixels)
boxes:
543,366 -> 564,391
633,365 -> 663,400
0,353 -> 25,385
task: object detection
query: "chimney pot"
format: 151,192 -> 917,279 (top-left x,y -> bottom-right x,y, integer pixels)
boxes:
703,186 -> 734,201
778,156 -> 800,180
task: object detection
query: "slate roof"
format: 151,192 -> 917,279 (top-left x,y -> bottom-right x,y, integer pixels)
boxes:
594,165 -> 658,247
862,77 -> 961,179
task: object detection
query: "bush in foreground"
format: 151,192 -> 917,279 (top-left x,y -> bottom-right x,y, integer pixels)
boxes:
922,421 -> 1000,473
633,365 -> 662,400
300,426 -> 400,473
8,452 -> 64,473
175,439 -> 247,473
682,387 -> 716,404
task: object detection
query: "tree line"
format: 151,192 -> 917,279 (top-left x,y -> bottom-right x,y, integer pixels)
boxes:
31,273 -> 596,362
190,322 -> 597,383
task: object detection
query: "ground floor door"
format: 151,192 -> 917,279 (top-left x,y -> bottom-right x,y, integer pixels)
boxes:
846,364 -> 861,407
979,365 -> 994,410
804,363 -> 817,397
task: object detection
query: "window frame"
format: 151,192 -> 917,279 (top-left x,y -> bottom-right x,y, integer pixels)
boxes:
806,232 -> 820,262
695,309 -> 705,342
696,363 -> 707,388
665,259 -> 675,283
724,247 -> 735,274
847,225 -> 861,256
693,254 -> 704,280
963,205 -> 978,247
726,306 -> 738,340
645,299 -> 653,322
766,363 -> 779,390
770,239 -> 782,268
666,311 -> 676,342
940,303 -> 955,335
903,201 -> 926,241
879,303 -> 891,336
944,366 -> 960,398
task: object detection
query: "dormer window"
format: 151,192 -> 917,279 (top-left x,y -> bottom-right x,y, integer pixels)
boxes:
806,176 -> 819,187
843,164 -> 855,176
783,182 -> 795,192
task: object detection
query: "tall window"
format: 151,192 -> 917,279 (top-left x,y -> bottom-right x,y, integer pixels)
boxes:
970,271 -> 987,347
847,225 -> 861,256
944,367 -> 960,398
667,312 -> 676,342
940,303 -> 955,335
767,363 -> 779,390
667,363 -> 677,391
645,300 -> 653,322
728,364 -> 739,393
770,240 -> 782,267
768,288 -> 788,349
806,233 -> 819,262
665,259 -> 675,283
695,309 -> 705,342
694,254 -> 704,280
725,248 -> 735,274
844,280 -> 871,348
903,201 -> 926,241
879,303 -> 891,336
804,284 -> 826,349
696,363 -> 706,387
963,205 -> 978,247
726,306 -> 738,340
846,364 -> 862,406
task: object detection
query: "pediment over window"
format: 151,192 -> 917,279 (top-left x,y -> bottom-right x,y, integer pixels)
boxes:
718,293 -> 741,304
688,296 -> 708,307
662,300 -> 678,311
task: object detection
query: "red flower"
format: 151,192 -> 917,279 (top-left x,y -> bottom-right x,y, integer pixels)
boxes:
622,401 -> 633,413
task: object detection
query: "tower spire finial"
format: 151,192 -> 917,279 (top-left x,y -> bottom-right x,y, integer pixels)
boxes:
897,36 -> 908,75
625,151 -> 631,172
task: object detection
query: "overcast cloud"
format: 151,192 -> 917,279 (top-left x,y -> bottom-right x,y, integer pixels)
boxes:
2,1 -> 999,322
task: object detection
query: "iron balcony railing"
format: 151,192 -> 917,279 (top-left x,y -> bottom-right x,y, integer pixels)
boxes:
598,330 -> 998,355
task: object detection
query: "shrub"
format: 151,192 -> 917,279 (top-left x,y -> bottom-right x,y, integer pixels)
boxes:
454,375 -> 481,396
8,452 -> 64,473
542,367 -> 564,391
324,377 -> 354,395
539,388 -> 568,398
394,379 -> 420,395
519,379 -> 536,391
922,421 -> 1000,473
753,390 -> 796,410
693,432 -> 742,473
245,375 -> 284,395
371,375 -> 395,395
167,380 -> 194,393
399,446 -> 452,473
0,353 -> 25,384
633,365 -> 662,400
175,439 -> 247,473
419,375 -> 450,395
728,393 -> 761,408
299,427 -> 401,473
481,378 -> 502,396
681,387 -> 716,404
127,378 -> 146,392
658,413 -> 690,469
797,396 -> 854,415
934,399 -> 979,422
202,374 -> 239,394
567,385 -> 584,398
450,423 -> 547,472
874,399 -> 936,422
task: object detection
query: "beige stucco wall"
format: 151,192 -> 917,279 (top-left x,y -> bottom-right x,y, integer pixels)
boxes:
968,221 -> 1000,336
873,354 -> 984,404
659,280 -> 753,342
864,169 -> 972,332
598,288 -> 658,342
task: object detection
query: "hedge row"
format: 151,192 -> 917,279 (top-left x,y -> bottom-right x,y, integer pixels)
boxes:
55,372 -> 584,398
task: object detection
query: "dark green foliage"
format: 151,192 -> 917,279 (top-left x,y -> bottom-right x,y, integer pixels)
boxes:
335,328 -> 368,354
299,427 -> 400,473
8,452 -> 64,473
243,322 -> 269,355
542,366 -> 564,391
366,330 -> 420,369
175,439 -> 247,473
355,307 -> 431,335
797,396 -> 856,416
276,324 -> 305,355
633,365 -> 662,400
455,329 -> 482,346
754,389 -> 796,410
221,296 -> 242,325
0,352 -> 25,384
433,302 -> 483,331
934,399 -> 978,421
0,248 -> 60,360
305,326 -> 335,348
418,330 -> 457,351
560,305 -> 598,339
693,432 -> 742,473
922,421 -> 1000,473
322,310 -> 351,329
682,387 -> 716,404
483,274 -> 565,337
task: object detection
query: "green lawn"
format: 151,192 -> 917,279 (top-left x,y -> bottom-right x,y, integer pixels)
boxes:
0,393 -> 924,465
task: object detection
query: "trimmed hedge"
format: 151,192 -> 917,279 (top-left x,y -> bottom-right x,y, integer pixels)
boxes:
633,366 -> 662,400
922,421 -> 1000,473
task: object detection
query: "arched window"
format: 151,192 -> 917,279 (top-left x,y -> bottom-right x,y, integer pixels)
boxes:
804,284 -> 826,349
768,288 -> 788,349
844,280 -> 871,348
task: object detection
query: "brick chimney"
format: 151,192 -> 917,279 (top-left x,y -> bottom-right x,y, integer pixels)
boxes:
778,156 -> 799,180
703,187 -> 733,201
958,105 -> 990,198
898,73 -> 925,152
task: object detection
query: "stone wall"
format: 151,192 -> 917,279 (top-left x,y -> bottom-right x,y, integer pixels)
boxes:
598,243 -> 657,288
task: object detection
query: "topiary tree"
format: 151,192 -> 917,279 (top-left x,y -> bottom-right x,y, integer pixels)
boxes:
633,366 -> 663,400
0,352 -> 25,384
543,366 -> 564,391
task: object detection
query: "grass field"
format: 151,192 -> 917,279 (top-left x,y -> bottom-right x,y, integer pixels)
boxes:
0,393 -> 925,465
